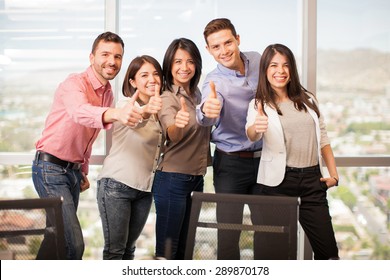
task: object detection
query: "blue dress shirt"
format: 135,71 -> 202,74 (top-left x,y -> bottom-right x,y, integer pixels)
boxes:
196,51 -> 263,152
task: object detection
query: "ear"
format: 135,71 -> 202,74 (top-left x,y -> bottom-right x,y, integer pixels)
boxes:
205,45 -> 211,55
89,53 -> 94,65
235,34 -> 241,46
129,79 -> 137,89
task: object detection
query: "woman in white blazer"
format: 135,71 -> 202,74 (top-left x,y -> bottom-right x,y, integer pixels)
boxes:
246,44 -> 339,260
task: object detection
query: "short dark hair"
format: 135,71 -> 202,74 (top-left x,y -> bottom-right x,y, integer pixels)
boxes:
162,38 -> 202,94
203,18 -> 237,45
91,31 -> 124,54
122,55 -> 163,98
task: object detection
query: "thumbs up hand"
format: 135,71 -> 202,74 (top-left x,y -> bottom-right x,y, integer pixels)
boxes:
175,96 -> 190,128
118,90 -> 143,127
143,84 -> 162,115
202,81 -> 221,118
254,104 -> 268,134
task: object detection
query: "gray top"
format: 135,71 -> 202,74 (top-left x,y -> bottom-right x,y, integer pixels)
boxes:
278,100 -> 330,168
98,99 -> 163,192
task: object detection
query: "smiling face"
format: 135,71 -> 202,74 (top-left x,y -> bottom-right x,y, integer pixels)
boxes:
171,48 -> 195,92
266,51 -> 290,95
206,29 -> 243,73
89,41 -> 123,85
129,62 -> 161,103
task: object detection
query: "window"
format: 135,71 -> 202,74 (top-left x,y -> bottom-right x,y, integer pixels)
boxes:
0,0 -> 105,155
1,0 -> 389,259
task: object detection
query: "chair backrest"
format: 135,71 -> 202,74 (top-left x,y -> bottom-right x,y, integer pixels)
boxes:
0,197 -> 65,260
185,192 -> 300,260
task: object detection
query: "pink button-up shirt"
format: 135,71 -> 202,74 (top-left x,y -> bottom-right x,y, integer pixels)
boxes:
35,66 -> 113,174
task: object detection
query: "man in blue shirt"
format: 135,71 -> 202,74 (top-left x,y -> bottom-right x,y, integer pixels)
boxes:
196,18 -> 262,259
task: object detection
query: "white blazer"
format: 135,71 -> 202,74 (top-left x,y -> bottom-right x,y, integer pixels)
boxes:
246,99 -> 324,187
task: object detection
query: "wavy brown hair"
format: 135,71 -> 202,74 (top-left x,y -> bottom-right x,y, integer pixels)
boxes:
255,44 -> 320,117
122,55 -> 163,99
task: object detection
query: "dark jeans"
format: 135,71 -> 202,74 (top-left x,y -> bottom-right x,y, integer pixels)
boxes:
252,167 -> 339,260
152,171 -> 204,259
97,178 -> 153,260
32,159 -> 84,260
213,150 -> 260,259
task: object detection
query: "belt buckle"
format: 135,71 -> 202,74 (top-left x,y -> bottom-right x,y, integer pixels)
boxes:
67,162 -> 81,170
35,151 -> 41,161
253,151 -> 262,158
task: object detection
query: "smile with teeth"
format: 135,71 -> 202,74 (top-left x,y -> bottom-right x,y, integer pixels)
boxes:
178,72 -> 190,78
221,54 -> 232,61
274,76 -> 287,81
105,67 -> 116,74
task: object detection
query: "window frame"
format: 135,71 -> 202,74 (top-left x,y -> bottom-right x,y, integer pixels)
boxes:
0,0 -> 389,167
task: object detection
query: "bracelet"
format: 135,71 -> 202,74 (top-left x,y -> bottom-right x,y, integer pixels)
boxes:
333,177 -> 339,186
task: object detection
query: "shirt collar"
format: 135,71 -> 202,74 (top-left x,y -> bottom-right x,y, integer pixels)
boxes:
86,66 -> 111,92
172,84 -> 189,97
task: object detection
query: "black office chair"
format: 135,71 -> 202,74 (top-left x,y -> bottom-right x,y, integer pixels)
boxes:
0,197 -> 65,260
184,192 -> 300,260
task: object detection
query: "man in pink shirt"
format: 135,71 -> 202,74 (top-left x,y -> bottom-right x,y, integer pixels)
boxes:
32,32 -> 142,259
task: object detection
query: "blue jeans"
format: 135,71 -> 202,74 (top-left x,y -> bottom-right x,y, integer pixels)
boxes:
97,178 -> 153,260
32,159 -> 84,260
152,171 -> 204,259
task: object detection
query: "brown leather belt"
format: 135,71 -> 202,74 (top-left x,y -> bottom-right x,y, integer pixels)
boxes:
216,148 -> 262,158
35,151 -> 82,170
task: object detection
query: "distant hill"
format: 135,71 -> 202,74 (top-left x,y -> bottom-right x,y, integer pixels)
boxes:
317,49 -> 390,93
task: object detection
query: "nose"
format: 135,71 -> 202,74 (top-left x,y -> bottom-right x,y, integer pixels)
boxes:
220,45 -> 227,55
107,55 -> 115,65
180,61 -> 189,70
277,65 -> 285,73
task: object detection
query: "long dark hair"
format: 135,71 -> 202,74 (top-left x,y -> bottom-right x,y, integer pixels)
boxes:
256,43 -> 320,117
162,38 -> 202,95
122,55 -> 163,98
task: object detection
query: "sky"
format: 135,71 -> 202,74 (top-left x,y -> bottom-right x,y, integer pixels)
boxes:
317,0 -> 390,52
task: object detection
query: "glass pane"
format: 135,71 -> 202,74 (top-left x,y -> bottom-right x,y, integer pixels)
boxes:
118,0 -> 299,90
2,164 -> 388,259
329,167 -> 390,259
0,0 -> 105,154
317,0 -> 390,156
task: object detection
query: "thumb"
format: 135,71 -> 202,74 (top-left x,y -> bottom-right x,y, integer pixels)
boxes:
209,81 -> 217,99
257,104 -> 265,116
180,97 -> 187,112
155,84 -> 160,98
129,90 -> 139,104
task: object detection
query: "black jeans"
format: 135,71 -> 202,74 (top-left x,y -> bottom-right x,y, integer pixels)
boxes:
213,149 -> 260,259
252,167 -> 339,260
